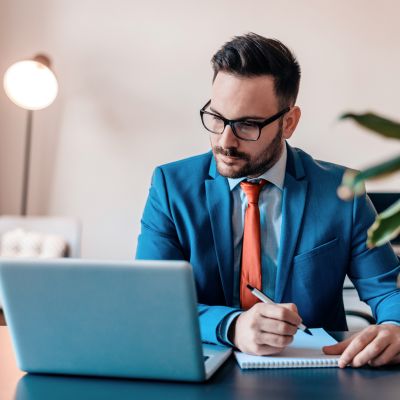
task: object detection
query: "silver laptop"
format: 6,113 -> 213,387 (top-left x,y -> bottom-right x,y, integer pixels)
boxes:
0,259 -> 231,382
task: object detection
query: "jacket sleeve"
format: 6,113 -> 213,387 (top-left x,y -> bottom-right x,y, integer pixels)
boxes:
135,167 -> 237,345
136,167 -> 185,261
348,191 -> 400,323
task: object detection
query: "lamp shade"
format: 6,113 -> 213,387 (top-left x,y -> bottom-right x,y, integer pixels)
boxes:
3,56 -> 58,110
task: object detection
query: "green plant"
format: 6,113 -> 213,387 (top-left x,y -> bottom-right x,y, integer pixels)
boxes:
337,112 -> 400,248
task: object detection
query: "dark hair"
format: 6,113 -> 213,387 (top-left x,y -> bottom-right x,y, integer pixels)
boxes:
211,33 -> 301,108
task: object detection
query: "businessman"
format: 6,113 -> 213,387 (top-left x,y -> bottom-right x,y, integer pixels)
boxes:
136,33 -> 400,368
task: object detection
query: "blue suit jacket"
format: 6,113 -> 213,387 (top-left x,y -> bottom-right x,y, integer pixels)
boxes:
136,143 -> 400,345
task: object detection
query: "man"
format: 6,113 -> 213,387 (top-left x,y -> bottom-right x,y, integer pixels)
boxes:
136,33 -> 400,368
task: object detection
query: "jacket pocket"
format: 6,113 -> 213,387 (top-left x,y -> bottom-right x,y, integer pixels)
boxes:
293,237 -> 339,264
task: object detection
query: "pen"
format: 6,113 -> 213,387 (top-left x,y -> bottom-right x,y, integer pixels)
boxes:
247,284 -> 313,336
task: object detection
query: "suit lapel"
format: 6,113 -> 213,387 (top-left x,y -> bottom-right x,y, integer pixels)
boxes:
205,158 -> 234,306
275,144 -> 308,302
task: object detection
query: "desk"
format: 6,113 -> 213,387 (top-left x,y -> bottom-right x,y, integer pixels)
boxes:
1,327 -> 399,400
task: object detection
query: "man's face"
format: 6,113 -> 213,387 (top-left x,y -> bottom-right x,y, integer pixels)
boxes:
209,72 -> 288,178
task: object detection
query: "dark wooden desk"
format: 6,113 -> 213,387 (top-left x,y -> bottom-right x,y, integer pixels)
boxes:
1,327 -> 399,400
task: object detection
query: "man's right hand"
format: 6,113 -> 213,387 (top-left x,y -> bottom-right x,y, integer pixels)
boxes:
229,303 -> 302,355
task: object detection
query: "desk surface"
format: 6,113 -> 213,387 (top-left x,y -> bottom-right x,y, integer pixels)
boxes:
1,327 -> 399,400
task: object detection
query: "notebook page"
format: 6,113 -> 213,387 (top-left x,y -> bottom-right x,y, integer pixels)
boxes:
235,328 -> 340,369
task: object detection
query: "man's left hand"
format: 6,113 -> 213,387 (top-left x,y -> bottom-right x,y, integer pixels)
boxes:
323,324 -> 400,368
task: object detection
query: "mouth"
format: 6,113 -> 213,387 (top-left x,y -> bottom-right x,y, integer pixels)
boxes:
212,146 -> 249,167
218,154 -> 244,165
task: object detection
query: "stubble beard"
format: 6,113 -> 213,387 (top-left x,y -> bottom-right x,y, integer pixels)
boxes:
213,127 -> 284,179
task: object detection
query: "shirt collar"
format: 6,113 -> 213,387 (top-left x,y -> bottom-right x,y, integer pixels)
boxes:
227,144 -> 287,191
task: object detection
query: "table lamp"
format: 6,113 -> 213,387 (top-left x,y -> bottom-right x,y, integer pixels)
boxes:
3,54 -> 58,215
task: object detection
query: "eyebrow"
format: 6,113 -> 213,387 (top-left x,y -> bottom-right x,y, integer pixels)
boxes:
209,106 -> 266,121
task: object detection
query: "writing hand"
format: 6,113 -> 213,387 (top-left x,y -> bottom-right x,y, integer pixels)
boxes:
229,303 -> 302,356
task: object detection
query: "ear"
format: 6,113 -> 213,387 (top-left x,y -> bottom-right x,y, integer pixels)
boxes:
282,106 -> 301,140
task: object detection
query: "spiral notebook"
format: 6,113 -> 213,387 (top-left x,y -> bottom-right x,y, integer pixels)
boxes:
234,328 -> 340,369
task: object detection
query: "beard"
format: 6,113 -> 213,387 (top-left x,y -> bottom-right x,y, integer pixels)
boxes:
212,126 -> 284,179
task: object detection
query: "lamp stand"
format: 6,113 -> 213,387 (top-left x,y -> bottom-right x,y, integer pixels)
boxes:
21,110 -> 33,216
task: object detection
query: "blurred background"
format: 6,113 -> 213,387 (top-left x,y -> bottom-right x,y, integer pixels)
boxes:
0,0 -> 399,259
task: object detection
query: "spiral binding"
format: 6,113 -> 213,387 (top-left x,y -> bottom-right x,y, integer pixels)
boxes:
243,358 -> 339,369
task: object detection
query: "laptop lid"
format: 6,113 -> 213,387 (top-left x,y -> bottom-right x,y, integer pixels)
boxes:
0,259 -> 211,381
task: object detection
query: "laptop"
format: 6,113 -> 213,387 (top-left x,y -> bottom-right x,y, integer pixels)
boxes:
0,259 -> 232,382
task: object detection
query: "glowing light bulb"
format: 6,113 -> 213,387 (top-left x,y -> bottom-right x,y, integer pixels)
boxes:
3,57 -> 58,110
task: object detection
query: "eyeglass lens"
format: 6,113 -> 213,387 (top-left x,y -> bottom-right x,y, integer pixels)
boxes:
202,113 -> 260,140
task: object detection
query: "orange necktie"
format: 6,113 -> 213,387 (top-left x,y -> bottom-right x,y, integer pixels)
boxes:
240,179 -> 267,309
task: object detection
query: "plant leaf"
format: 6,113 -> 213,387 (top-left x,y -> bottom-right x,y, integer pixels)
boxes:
337,155 -> 400,200
367,199 -> 400,247
341,112 -> 400,140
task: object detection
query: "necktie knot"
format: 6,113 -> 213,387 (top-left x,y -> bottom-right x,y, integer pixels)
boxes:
240,180 -> 267,204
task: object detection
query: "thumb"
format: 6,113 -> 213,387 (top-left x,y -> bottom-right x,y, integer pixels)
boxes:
323,337 -> 352,355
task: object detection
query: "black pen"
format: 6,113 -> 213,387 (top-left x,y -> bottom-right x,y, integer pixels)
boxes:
247,284 -> 313,336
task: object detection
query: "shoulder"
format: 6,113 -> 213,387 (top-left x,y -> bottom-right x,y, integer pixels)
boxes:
290,146 -> 352,185
151,152 -> 213,187
158,152 -> 213,173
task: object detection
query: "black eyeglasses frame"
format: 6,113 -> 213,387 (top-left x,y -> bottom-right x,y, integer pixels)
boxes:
200,100 -> 290,141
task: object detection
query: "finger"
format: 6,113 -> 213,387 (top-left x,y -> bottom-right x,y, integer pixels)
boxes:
369,344 -> 400,367
258,317 -> 298,336
339,329 -> 378,368
254,330 -> 294,349
388,353 -> 400,365
255,303 -> 302,326
351,335 -> 390,367
323,336 -> 353,355
351,335 -> 391,367
281,303 -> 298,314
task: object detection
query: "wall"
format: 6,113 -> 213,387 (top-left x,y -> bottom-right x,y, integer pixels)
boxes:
0,0 -> 399,259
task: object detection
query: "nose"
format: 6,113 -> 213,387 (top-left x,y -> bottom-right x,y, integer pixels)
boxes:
218,124 -> 239,149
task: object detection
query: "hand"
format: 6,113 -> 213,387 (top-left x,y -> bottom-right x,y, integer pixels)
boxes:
230,302 -> 302,356
323,324 -> 400,368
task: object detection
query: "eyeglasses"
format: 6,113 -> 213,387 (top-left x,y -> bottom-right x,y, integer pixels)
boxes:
200,100 -> 290,141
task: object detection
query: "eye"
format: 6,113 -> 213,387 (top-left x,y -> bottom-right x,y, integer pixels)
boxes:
240,121 -> 258,127
236,121 -> 258,131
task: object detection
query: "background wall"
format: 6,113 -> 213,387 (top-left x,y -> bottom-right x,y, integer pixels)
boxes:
0,0 -> 399,259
